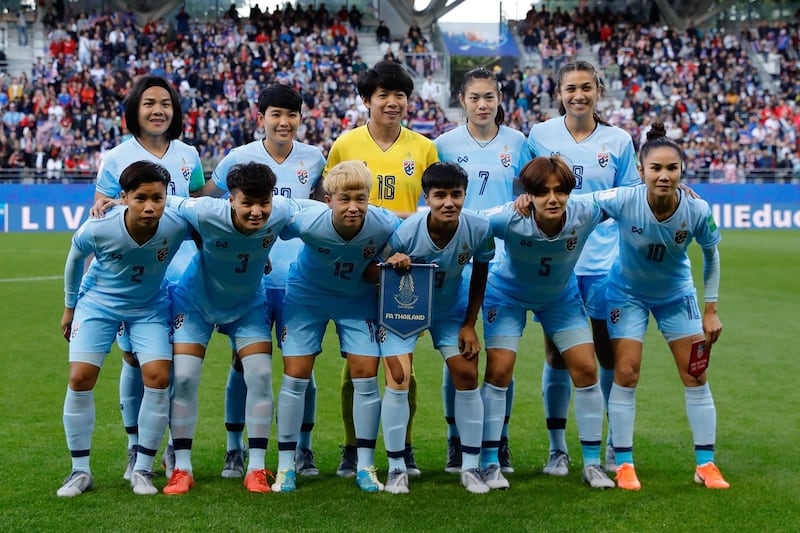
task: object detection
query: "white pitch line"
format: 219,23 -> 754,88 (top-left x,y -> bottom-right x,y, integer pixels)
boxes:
0,275 -> 61,283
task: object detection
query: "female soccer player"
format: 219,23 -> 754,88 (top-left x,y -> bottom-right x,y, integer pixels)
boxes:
593,123 -> 728,491
434,66 -> 531,473
58,161 -> 189,497
527,61 -> 640,476
481,155 -> 615,490
92,75 -> 205,480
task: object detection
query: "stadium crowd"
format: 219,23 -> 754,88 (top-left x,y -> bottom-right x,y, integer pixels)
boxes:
0,3 -> 798,181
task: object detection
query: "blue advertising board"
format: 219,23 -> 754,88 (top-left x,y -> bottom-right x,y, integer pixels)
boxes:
440,22 -> 520,57
1,183 -> 799,232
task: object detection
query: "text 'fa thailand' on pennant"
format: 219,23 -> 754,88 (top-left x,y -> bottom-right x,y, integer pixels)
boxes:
378,263 -> 436,339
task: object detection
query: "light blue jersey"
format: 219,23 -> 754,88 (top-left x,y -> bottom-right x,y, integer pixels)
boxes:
379,209 -> 494,316
527,116 -> 640,275
283,203 -> 400,306
170,195 -> 298,324
211,139 -> 326,290
95,137 -> 205,198
64,205 -> 188,315
436,125 -> 532,211
594,185 -> 721,302
484,198 -> 606,307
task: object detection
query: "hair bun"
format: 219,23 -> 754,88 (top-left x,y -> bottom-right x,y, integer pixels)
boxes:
646,122 -> 667,141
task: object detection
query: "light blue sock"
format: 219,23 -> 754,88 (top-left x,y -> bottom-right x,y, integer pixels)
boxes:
608,383 -> 636,466
241,353 -> 273,471
382,386 -> 409,473
119,359 -> 142,449
455,388 -> 483,471
224,366 -> 246,451
599,366 -> 615,445
276,374 -> 308,472
480,382 -> 506,466
352,376 -> 381,470
134,385 -> 169,472
685,383 -> 716,465
502,376 -> 514,439
171,354 -> 203,473
542,362 -> 571,454
298,371 -> 317,450
63,387 -> 94,473
442,364 -> 458,439
574,382 -> 603,466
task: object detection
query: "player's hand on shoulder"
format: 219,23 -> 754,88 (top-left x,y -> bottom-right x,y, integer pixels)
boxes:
513,194 -> 533,217
90,197 -> 120,218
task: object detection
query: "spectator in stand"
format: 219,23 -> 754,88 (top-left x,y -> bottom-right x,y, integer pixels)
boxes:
376,20 -> 391,45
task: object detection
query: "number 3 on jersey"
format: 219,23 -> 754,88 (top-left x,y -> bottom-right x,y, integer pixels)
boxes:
376,175 -> 395,200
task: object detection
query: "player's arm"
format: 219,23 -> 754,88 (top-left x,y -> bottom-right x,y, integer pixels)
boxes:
701,244 -> 722,346
62,231 -> 92,340
195,178 -> 226,198
459,260 -> 489,360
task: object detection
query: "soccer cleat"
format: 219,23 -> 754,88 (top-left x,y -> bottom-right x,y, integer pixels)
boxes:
694,462 -> 730,489
244,469 -> 273,493
481,463 -> 510,490
221,449 -> 246,479
123,447 -> 136,480
130,470 -> 158,495
581,464 -> 616,489
336,445 -> 357,478
543,450 -> 570,476
56,470 -> 94,497
356,466 -> 384,492
445,438 -> 462,473
163,468 -> 194,495
499,437 -> 514,474
385,468 -> 410,494
271,468 -> 297,493
295,447 -> 319,477
161,444 -> 176,479
604,444 -> 618,474
404,445 -> 421,477
460,467 -> 490,494
615,462 -> 641,491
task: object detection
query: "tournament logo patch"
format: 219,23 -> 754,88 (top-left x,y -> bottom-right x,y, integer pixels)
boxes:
296,168 -> 309,184
609,307 -> 621,325
499,152 -> 511,168
597,152 -> 609,168
157,247 -> 169,261
174,313 -> 185,329
674,230 -> 688,244
403,160 -> 415,176
565,236 -> 578,251
487,308 -> 497,323
262,233 -> 275,248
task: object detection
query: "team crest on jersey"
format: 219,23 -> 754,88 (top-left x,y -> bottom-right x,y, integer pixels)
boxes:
296,168 -> 309,184
262,232 -> 275,248
157,247 -> 169,261
674,230 -> 688,244
609,307 -> 621,324
597,152 -> 609,168
181,165 -> 191,181
499,152 -> 511,168
174,313 -> 185,329
363,239 -> 376,259
565,236 -> 578,251
403,160 -> 415,176
457,244 -> 472,266
486,307 -> 497,323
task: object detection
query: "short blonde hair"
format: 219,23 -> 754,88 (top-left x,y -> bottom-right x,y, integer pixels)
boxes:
324,160 -> 372,194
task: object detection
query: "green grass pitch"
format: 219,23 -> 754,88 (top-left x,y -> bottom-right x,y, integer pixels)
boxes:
0,231 -> 798,532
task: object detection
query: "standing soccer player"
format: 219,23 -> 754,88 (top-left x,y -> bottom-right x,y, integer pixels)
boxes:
271,161 -> 400,493
162,162 -> 298,495
325,61 -> 438,477
58,161 -> 189,497
378,162 -> 494,494
434,66 -> 532,474
200,84 -> 326,479
593,123 -> 728,491
527,61 -> 640,476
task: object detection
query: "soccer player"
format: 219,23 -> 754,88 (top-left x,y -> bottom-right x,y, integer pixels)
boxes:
378,162 -> 494,494
271,160 -> 400,493
325,60 -> 438,477
162,162 -> 298,495
593,123 -> 728,491
481,155 -> 615,490
200,84 -> 326,479
526,61 -> 640,476
58,161 -> 189,497
92,75 -> 205,480
434,66 -> 532,473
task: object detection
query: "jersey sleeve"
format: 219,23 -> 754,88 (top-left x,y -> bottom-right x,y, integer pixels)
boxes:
173,197 -> 204,231
614,138 -> 641,188
592,188 -> 624,220
482,202 -> 514,239
94,156 -> 122,198
693,199 -> 722,250
64,223 -> 94,307
473,222 -> 495,264
188,148 -> 206,192
211,151 -> 237,192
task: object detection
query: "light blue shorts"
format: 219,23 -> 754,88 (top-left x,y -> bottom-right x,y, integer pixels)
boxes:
484,284 -> 592,353
606,285 -> 702,343
280,298 -> 381,357
173,296 -> 271,349
577,273 -> 609,320
381,315 -> 463,360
